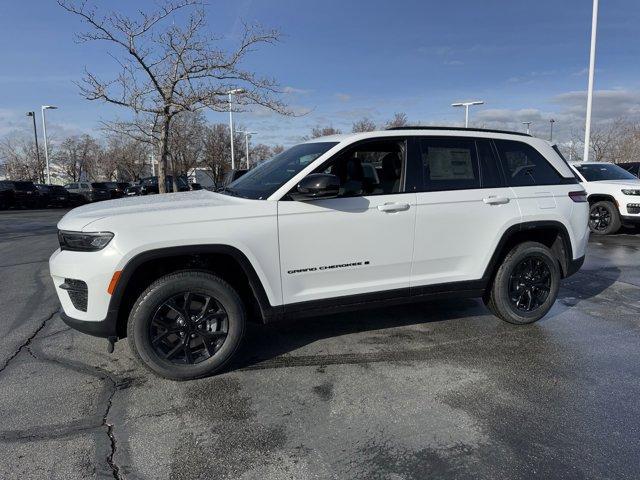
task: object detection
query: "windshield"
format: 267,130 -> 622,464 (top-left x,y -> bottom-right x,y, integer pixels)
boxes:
573,163 -> 638,182
223,142 -> 338,199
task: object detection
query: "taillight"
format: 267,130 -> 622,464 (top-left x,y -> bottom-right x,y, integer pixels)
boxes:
568,190 -> 587,203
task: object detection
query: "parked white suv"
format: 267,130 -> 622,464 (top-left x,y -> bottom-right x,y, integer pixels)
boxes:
50,127 -> 589,380
569,161 -> 640,235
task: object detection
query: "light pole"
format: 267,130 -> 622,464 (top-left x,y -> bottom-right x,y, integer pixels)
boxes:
583,0 -> 599,162
41,105 -> 58,185
522,121 -> 532,135
237,131 -> 257,169
26,112 -> 41,175
226,88 -> 246,170
452,101 -> 484,127
549,119 -> 556,142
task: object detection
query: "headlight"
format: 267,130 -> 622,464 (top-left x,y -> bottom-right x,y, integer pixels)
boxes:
58,230 -> 114,251
622,189 -> 640,195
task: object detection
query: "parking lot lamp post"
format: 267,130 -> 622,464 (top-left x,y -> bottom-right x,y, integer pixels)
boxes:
549,119 -> 556,142
226,89 -> 246,170
522,121 -> 532,135
26,112 -> 41,173
41,105 -> 58,185
583,0 -> 599,162
451,101 -> 484,128
237,131 -> 257,169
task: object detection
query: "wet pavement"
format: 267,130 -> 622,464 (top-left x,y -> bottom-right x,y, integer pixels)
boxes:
1,208 -> 639,479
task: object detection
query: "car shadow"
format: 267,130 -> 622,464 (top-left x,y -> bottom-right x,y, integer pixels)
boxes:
228,298 -> 486,371
227,266 -> 622,373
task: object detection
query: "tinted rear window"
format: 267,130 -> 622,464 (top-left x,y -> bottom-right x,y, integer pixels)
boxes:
495,140 -> 569,186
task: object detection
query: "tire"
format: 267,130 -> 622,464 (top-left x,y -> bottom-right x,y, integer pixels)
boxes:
589,200 -> 621,235
485,241 -> 560,325
127,271 -> 246,380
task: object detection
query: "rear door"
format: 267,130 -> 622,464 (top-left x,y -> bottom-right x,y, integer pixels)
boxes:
278,137 -> 416,305
410,136 -> 521,290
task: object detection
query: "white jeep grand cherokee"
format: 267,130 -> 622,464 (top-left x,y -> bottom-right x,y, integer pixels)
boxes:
50,127 -> 589,380
569,161 -> 640,235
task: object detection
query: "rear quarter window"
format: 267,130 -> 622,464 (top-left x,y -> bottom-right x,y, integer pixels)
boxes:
495,140 -> 572,186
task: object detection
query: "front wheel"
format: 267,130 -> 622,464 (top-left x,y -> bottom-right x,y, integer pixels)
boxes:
127,271 -> 246,380
485,242 -> 560,325
589,200 -> 621,235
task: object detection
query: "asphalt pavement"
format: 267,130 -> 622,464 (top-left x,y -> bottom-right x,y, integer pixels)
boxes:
1,208 -> 639,479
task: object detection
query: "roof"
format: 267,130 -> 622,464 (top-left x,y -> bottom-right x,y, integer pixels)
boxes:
386,126 -> 531,137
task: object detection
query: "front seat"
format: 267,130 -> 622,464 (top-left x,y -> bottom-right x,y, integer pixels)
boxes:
381,152 -> 401,193
332,157 -> 365,197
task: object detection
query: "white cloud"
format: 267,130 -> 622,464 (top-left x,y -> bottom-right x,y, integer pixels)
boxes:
334,93 -> 351,102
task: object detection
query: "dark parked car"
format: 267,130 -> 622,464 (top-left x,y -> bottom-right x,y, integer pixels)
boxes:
35,184 -> 71,208
0,181 -> 15,209
65,182 -> 110,202
102,181 -> 129,199
619,162 -> 640,178
189,182 -> 202,190
138,175 -> 190,195
125,184 -> 142,196
2,181 -> 39,208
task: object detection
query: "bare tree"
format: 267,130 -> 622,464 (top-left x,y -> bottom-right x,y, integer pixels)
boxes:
352,117 -> 377,133
105,134 -> 150,181
56,134 -> 102,181
58,0 -> 291,192
385,112 -> 408,129
272,145 -> 285,155
168,111 -> 206,180
310,125 -> 342,138
0,136 -> 45,182
249,143 -> 273,164
202,123 -> 233,186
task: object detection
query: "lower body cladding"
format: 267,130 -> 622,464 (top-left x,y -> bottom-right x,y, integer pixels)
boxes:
52,254 -> 586,340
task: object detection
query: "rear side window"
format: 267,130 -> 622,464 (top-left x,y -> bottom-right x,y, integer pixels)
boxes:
419,138 -> 479,191
495,140 -> 565,186
476,139 -> 504,188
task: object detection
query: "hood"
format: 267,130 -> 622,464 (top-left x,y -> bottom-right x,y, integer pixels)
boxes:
58,190 -> 244,231
589,179 -> 640,187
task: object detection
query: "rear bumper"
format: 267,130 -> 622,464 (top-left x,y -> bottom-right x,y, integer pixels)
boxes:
565,255 -> 585,278
60,311 -> 118,338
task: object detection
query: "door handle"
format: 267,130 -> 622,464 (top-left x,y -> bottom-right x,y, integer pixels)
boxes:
483,196 -> 510,205
378,202 -> 410,212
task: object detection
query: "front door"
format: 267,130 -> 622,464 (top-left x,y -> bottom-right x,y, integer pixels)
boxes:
278,138 -> 416,305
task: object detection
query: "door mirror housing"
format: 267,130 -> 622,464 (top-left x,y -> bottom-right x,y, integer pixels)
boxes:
290,173 -> 340,201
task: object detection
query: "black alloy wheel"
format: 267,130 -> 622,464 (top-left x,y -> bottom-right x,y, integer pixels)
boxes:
589,205 -> 611,233
150,292 -> 229,365
508,256 -> 551,313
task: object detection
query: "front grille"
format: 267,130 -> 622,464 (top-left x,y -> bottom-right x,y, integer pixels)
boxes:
60,278 -> 88,312
627,203 -> 640,214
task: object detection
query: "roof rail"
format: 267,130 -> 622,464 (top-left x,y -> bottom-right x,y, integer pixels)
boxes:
386,126 -> 531,137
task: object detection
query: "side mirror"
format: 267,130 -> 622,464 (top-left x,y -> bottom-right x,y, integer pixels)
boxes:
290,173 -> 340,201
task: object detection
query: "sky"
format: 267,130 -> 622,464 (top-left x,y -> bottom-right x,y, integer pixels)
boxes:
1,0 -> 640,147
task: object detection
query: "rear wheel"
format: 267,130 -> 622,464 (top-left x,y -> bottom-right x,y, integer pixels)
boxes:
127,271 -> 245,380
589,200 -> 621,235
485,242 -> 560,325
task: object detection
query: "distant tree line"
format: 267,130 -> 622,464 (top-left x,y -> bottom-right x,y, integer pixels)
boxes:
0,111 -> 283,184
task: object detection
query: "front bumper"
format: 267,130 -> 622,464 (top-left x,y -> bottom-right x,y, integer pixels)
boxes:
565,255 -> 585,278
60,311 -> 118,338
621,215 -> 640,225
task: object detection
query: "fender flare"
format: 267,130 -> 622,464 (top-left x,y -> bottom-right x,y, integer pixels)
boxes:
482,220 -> 574,280
108,244 -> 279,334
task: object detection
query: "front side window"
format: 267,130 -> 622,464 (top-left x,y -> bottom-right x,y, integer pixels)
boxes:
419,138 -> 480,191
314,139 -> 405,197
573,163 -> 638,182
225,142 -> 338,199
495,140 -> 564,186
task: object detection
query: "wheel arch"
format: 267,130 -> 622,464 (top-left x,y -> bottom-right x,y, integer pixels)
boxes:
482,221 -> 575,287
110,245 -> 279,338
587,194 -> 618,206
